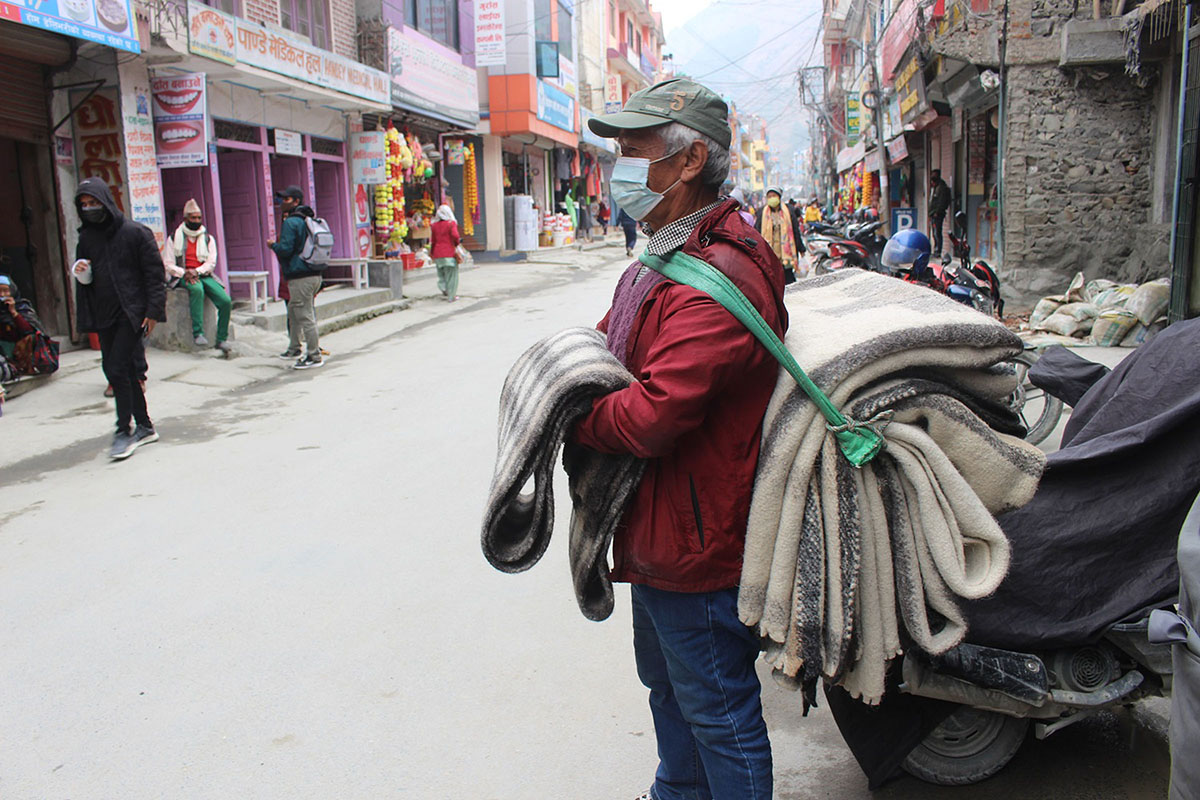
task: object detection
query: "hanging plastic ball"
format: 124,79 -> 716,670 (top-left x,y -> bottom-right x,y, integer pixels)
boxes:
425,167 -> 434,178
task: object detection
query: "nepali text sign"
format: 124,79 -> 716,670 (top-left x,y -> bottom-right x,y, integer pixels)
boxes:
879,0 -> 918,81
237,22 -> 390,105
72,89 -> 129,215
0,0 -> 138,53
388,26 -> 480,128
350,131 -> 387,184
474,0 -> 506,67
274,128 -> 302,155
845,92 -> 861,146
536,79 -> 574,133
604,74 -> 622,114
119,60 -> 166,246
152,72 -> 209,168
896,51 -> 928,126
187,1 -> 235,64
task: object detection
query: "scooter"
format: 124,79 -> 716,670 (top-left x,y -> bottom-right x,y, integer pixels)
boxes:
819,221 -> 889,275
894,255 -> 996,317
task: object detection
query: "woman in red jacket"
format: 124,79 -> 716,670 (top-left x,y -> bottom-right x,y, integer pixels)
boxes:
430,204 -> 461,302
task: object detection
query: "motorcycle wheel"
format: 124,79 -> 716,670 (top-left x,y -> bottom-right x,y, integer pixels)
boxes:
1008,350 -> 1065,446
814,256 -> 833,275
902,706 -> 1030,786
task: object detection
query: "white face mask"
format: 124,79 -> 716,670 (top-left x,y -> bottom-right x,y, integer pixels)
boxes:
609,147 -> 683,221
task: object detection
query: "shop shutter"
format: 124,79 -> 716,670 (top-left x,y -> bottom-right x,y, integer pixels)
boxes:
0,54 -> 51,144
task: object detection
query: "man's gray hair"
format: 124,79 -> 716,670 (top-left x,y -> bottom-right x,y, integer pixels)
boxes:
658,122 -> 730,190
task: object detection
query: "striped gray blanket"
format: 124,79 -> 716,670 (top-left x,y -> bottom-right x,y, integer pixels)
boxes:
481,327 -> 644,621
739,269 -> 1046,704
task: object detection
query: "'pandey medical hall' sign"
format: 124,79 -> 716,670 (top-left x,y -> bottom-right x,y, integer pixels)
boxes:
0,0 -> 139,53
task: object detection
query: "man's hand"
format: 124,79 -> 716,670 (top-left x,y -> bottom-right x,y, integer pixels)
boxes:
141,317 -> 157,336
184,268 -> 199,284
73,259 -> 91,275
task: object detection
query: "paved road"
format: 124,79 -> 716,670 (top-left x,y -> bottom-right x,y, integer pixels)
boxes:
0,250 -> 1170,798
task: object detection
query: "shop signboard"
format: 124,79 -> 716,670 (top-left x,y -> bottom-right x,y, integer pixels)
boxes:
554,53 -> 577,97
879,0 -> 917,81
0,0 -> 139,53
952,106 -> 964,141
237,23 -> 390,105
536,79 -> 575,133
187,1 -> 235,65
119,61 -> 166,246
896,52 -> 928,127
388,27 -> 480,129
350,131 -> 387,184
474,0 -> 506,67
886,134 -> 908,163
580,108 -> 617,154
274,129 -> 303,156
151,72 -> 209,168
72,89 -> 130,216
891,207 -> 916,232
845,92 -> 861,146
604,75 -> 622,114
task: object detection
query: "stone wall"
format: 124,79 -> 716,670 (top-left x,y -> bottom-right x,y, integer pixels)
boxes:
1002,64 -> 1170,306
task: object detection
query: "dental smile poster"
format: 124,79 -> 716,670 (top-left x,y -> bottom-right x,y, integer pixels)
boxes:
151,72 -> 209,168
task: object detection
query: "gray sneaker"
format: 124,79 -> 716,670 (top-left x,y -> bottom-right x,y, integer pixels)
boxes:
216,340 -> 232,354
279,347 -> 301,359
133,424 -> 159,449
109,430 -> 137,460
194,334 -> 210,347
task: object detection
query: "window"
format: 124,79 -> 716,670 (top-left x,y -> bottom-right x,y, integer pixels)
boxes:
609,1 -> 616,35
535,0 -> 553,44
406,0 -> 460,50
635,31 -> 641,55
202,0 -> 236,15
626,19 -> 633,48
557,0 -> 573,61
281,0 -> 329,49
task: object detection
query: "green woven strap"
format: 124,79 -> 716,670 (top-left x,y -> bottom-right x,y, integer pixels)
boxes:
639,249 -> 885,467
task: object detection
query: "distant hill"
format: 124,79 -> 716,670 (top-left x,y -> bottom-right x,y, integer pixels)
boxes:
664,0 -> 823,185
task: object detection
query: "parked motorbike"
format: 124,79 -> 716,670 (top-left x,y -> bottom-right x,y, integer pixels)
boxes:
881,229 -> 996,316
944,210 -> 1004,318
813,220 -> 889,275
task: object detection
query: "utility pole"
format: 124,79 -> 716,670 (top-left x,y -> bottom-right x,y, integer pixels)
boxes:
852,37 -> 891,233
798,65 -> 839,213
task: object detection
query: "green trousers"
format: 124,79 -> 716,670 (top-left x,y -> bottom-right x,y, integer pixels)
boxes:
435,257 -> 459,301
184,276 -> 232,342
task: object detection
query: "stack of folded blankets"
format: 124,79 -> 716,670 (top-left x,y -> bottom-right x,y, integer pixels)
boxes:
482,269 -> 1046,706
739,269 -> 1045,704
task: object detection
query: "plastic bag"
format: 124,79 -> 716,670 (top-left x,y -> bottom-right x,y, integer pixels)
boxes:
1121,316 -> 1169,347
455,244 -> 473,266
1034,311 -> 1093,337
1125,278 -> 1170,325
1089,309 -> 1139,346
1090,284 -> 1136,310
1030,296 -> 1065,327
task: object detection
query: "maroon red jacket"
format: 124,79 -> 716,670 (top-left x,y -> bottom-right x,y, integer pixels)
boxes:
430,219 -> 460,260
573,200 -> 789,592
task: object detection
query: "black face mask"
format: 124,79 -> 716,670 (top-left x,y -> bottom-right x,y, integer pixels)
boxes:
81,207 -> 108,225
185,221 -> 202,231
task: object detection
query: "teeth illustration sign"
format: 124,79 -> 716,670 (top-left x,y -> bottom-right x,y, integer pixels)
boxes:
151,72 -> 208,168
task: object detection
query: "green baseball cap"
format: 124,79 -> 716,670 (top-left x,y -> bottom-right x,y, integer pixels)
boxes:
588,78 -> 732,150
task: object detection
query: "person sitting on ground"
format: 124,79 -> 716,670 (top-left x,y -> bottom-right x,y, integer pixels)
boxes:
430,204 -> 462,302
0,274 -> 57,376
161,199 -> 232,352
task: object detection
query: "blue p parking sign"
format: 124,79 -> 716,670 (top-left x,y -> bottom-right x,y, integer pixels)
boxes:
892,207 -> 917,231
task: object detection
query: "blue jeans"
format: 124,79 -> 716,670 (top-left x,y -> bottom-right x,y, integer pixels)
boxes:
632,584 -> 772,800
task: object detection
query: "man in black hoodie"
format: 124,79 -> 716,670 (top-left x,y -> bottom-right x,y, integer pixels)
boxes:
71,178 -> 167,460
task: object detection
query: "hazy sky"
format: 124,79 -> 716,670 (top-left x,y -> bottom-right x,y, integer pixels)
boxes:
654,0 -> 716,34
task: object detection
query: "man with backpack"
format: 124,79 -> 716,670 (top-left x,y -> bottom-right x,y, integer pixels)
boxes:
269,185 -> 325,369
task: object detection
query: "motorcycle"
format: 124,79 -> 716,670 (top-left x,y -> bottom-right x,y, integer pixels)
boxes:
815,220 -> 889,275
944,210 -> 1004,318
830,322 -> 1200,787
895,255 -> 996,317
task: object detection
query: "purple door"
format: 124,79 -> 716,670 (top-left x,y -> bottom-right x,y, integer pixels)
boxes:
314,160 -> 350,257
270,156 -> 305,204
160,166 -> 207,235
218,150 -> 268,292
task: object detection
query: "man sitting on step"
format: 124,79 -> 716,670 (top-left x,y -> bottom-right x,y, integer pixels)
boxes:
162,198 -> 232,353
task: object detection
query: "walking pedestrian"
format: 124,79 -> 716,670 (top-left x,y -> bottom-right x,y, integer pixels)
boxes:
269,186 -> 323,369
162,199 -> 232,352
430,203 -> 462,302
756,186 -> 803,283
729,187 -> 756,226
598,200 -> 610,235
577,76 -> 787,800
929,169 -> 951,258
617,206 -> 639,257
71,177 -> 165,460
